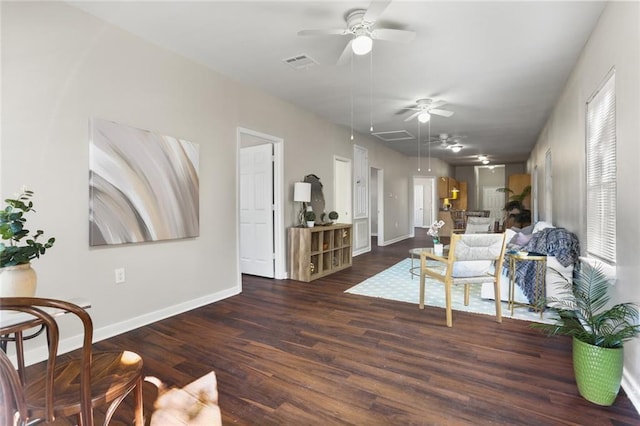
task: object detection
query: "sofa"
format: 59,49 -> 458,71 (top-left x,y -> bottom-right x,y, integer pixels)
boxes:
480,221 -> 580,304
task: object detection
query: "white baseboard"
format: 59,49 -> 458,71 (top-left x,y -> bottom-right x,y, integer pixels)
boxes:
17,286 -> 241,367
622,367 -> 640,414
379,233 -> 412,246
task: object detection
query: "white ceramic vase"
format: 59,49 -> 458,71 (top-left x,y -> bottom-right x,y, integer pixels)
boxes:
0,263 -> 37,297
434,243 -> 444,255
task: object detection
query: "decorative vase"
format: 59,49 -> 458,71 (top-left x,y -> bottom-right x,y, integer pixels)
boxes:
434,243 -> 444,255
572,337 -> 624,406
0,263 -> 38,297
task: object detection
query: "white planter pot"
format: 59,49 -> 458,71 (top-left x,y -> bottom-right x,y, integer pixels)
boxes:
0,263 -> 37,297
434,243 -> 444,255
306,221 -> 315,228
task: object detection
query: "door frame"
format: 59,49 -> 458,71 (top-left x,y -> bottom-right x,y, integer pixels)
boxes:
412,176 -> 437,236
333,155 -> 353,224
370,167 -> 384,245
236,127 -> 285,287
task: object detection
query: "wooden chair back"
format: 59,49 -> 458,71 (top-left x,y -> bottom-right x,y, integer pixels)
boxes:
419,233 -> 508,327
0,297 -> 144,425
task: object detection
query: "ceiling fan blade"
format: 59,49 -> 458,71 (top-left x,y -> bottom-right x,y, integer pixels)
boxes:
429,100 -> 447,109
404,110 -> 422,122
298,29 -> 350,37
336,39 -> 354,66
371,28 -> 416,43
429,109 -> 454,118
364,0 -> 392,22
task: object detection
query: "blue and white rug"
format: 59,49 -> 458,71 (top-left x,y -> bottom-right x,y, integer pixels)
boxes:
346,258 -> 554,323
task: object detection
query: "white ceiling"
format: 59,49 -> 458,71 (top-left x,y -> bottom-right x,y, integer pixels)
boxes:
68,1 -> 606,166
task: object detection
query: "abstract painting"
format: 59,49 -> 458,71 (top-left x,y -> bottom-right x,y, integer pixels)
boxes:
89,118 -> 199,246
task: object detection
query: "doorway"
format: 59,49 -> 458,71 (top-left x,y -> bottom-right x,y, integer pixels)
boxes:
333,156 -> 352,224
412,176 -> 436,230
237,128 -> 285,284
370,167 -> 384,245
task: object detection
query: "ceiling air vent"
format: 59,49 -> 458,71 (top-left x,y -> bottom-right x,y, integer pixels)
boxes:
283,54 -> 318,70
372,130 -> 414,142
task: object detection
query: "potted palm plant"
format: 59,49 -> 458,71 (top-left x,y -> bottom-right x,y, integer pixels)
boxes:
531,262 -> 640,406
0,188 -> 55,297
497,185 -> 531,228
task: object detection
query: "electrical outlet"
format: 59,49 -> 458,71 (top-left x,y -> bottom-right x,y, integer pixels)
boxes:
115,268 -> 126,284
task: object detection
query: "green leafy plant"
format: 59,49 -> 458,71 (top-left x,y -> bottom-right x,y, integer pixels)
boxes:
496,185 -> 531,211
0,189 -> 55,267
531,263 -> 640,348
304,211 -> 316,222
328,211 -> 339,221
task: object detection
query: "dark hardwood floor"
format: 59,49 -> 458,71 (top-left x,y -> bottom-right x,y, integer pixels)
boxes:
32,230 -> 640,424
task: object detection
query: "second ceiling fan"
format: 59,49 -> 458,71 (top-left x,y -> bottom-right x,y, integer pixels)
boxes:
403,98 -> 454,123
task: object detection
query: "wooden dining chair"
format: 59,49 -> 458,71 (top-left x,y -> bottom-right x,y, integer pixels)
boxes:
419,233 -> 508,327
0,297 -> 144,425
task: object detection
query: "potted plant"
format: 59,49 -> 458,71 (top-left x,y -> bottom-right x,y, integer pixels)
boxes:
531,262 -> 640,406
497,185 -> 531,228
328,211 -> 339,223
304,211 -> 316,228
0,188 -> 55,297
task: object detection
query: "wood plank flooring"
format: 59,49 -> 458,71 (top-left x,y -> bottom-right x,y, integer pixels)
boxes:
29,230 -> 640,424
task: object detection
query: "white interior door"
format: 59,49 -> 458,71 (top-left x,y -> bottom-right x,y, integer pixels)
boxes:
482,186 -> 504,223
414,184 -> 424,226
334,157 -> 352,223
353,145 -> 370,256
239,144 -> 274,277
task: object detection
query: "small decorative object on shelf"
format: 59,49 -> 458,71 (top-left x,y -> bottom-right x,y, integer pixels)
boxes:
304,211 -> 316,228
328,211 -> 339,223
0,188 -> 56,297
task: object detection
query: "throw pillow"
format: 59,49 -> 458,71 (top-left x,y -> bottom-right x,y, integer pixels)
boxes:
533,221 -> 554,234
513,232 -> 533,247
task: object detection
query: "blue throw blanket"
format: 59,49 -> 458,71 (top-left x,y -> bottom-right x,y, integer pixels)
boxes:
507,227 -> 580,304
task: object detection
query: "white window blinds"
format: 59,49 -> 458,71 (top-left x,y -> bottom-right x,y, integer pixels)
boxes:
586,70 -> 616,264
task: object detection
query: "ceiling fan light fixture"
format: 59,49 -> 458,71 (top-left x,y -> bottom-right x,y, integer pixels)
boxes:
450,145 -> 463,153
352,34 -> 372,55
418,112 -> 431,123
478,155 -> 487,161
482,159 -> 490,165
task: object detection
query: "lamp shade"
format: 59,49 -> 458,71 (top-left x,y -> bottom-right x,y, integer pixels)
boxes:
293,182 -> 311,202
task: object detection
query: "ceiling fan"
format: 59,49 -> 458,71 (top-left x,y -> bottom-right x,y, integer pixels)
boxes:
297,0 -> 416,65
428,133 -> 465,152
403,99 -> 454,123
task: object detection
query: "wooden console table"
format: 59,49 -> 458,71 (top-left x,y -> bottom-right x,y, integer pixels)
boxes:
288,223 -> 352,282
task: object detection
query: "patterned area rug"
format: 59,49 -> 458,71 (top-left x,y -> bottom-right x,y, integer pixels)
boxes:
345,258 -> 554,323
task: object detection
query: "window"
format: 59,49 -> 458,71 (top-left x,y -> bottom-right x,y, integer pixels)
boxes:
586,70 -> 616,264
544,149 -> 552,223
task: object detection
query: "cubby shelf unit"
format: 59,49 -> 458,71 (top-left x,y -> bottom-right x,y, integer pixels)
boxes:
288,223 -> 353,282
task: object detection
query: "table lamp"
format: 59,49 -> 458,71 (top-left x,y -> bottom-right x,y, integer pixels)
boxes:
293,182 -> 311,226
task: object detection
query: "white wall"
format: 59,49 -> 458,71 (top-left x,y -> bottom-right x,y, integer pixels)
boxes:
528,1 -> 640,407
1,2 -> 415,350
